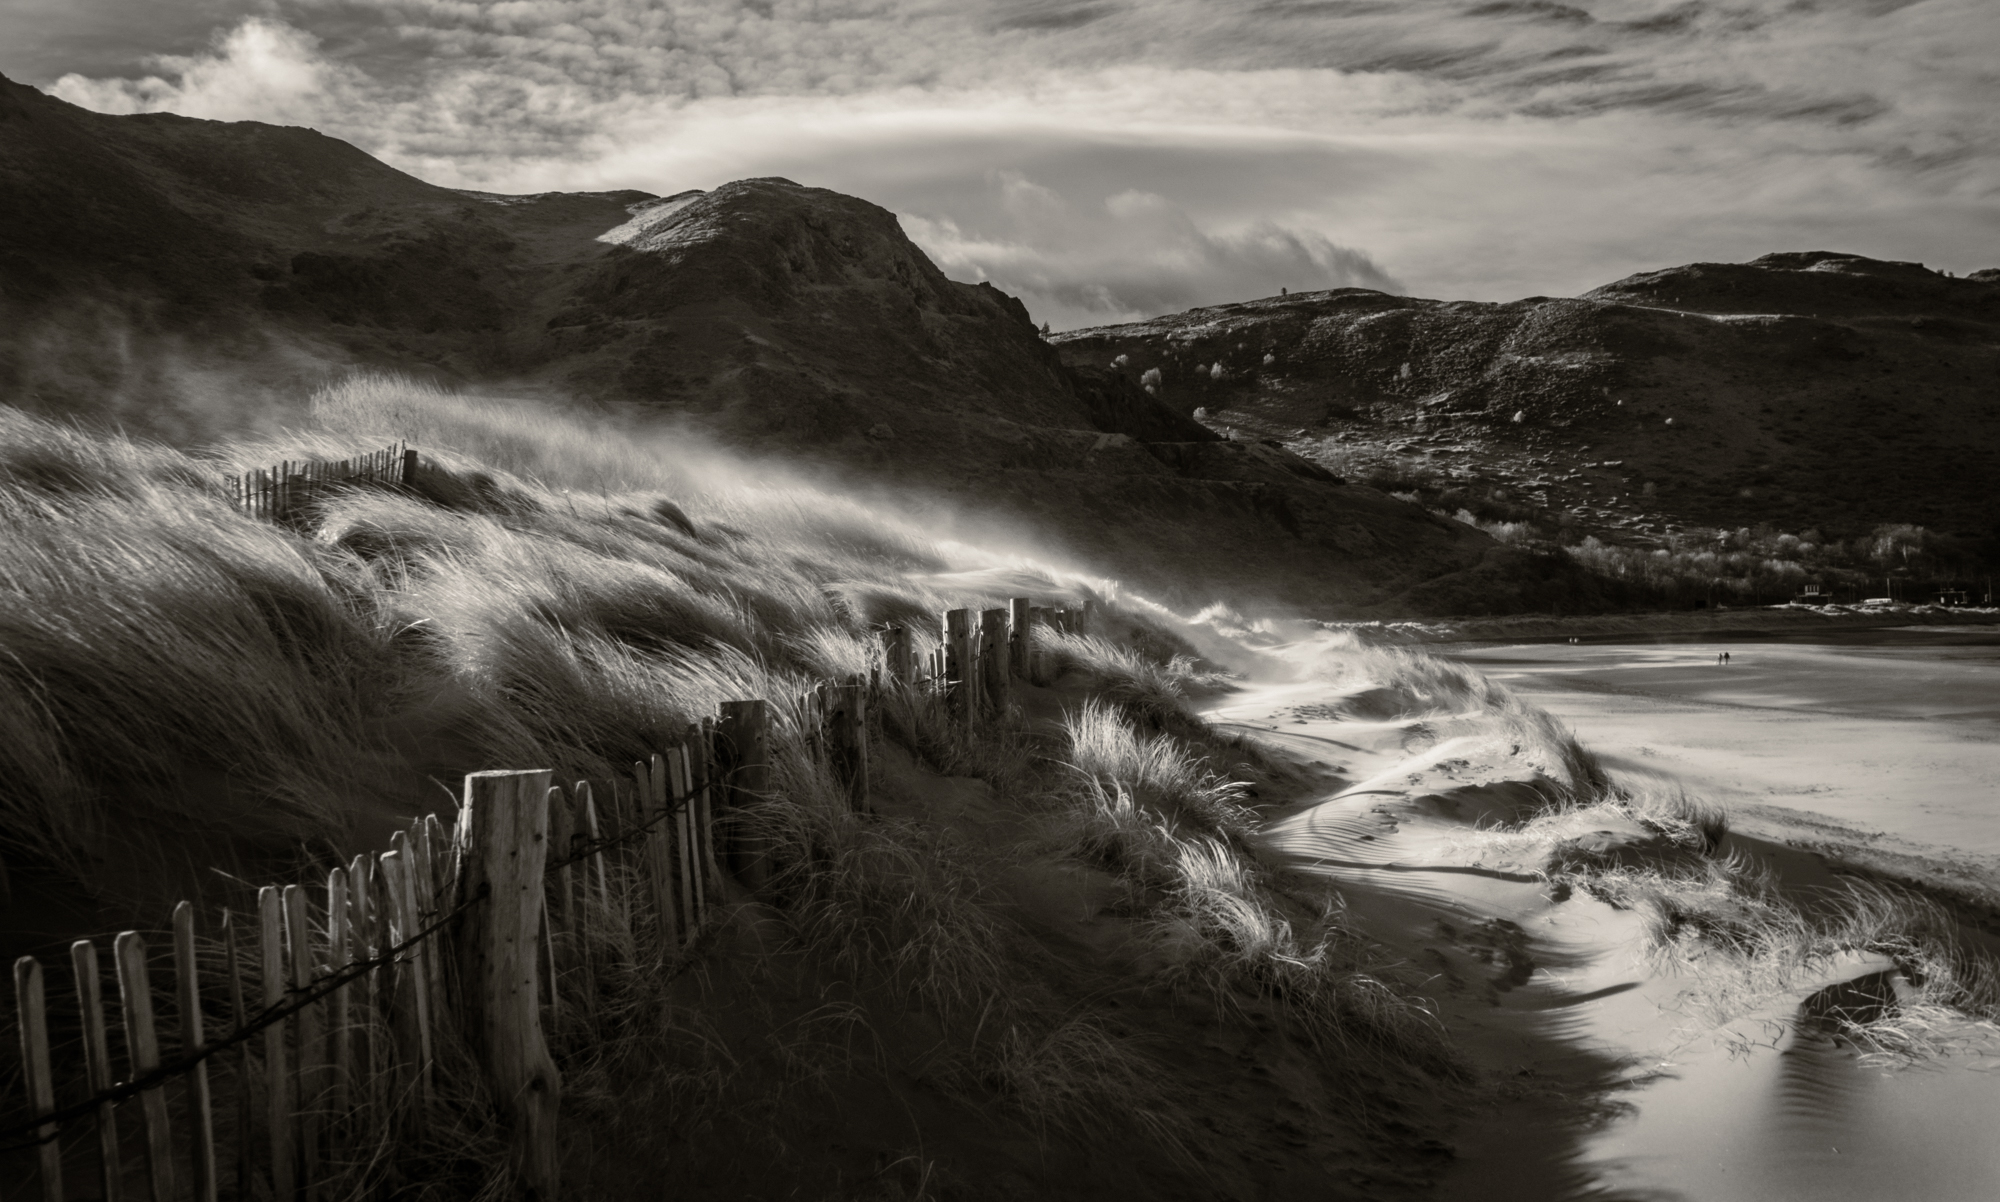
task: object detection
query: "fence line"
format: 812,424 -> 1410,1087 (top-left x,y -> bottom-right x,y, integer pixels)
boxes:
6,595 -> 1099,1200
224,444 -> 416,522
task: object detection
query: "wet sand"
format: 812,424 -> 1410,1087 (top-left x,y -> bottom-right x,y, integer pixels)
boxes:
1450,628 -> 2000,855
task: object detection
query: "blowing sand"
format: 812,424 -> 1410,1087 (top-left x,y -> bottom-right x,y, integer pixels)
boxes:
1209,624 -> 2000,1201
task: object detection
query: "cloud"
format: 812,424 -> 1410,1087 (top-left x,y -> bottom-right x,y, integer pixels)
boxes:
901,173 -> 1402,329
14,0 -> 1999,318
51,18 -> 354,123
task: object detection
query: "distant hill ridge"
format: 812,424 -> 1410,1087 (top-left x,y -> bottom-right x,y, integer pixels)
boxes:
4,72 -> 1609,618
1054,250 -> 2000,544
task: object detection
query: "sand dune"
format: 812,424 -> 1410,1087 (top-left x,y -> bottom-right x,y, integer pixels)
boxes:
1212,625 -> 2000,1201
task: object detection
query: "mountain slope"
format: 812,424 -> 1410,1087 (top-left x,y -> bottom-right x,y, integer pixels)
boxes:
1052,253 -> 2000,546
0,73 -> 1552,617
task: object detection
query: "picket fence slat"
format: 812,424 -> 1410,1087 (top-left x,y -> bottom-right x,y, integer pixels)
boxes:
669,748 -> 698,942
346,853 -> 378,1121
548,787 -> 574,945
171,903 -> 218,1202
690,722 -> 723,904
283,885 -> 323,1202
328,867 -> 352,1124
113,932 -> 175,1202
578,782 -> 609,915
221,909 -> 249,1201
71,940 -> 123,1202
258,888 -> 292,1202
13,956 -> 62,1202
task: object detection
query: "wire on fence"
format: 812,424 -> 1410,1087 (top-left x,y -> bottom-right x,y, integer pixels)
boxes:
0,884 -> 488,1153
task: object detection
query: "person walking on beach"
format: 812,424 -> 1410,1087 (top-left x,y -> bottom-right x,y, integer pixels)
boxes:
1724,651 -> 1731,665
1716,652 -> 1724,666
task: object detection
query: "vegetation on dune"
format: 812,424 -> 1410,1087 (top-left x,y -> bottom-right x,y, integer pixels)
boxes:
0,374 -> 1474,1197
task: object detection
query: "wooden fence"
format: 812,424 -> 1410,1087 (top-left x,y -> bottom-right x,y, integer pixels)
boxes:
225,446 -> 416,522
5,596 -> 1093,1200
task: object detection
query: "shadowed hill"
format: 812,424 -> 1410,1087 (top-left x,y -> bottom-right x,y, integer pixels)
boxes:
0,72 -> 1574,617
1053,252 -> 2000,547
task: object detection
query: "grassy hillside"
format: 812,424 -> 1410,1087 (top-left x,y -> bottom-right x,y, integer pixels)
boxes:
0,377 -> 1479,1197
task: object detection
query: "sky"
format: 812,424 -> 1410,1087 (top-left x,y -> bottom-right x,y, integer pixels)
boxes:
5,1 -> 1996,329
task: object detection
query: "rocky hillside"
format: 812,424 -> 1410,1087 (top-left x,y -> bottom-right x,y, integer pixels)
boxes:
1053,254 -> 2000,548
0,72 -> 1612,618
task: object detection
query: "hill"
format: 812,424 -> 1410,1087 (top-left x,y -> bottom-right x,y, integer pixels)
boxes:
0,70 -> 1595,618
1051,253 -> 2000,554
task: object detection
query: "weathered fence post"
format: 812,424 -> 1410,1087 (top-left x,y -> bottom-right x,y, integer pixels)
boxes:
402,447 -> 420,487
256,889 -> 292,1202
717,700 -> 773,890
689,722 -> 725,900
221,910 -> 250,1200
283,886 -> 323,1200
455,769 -> 561,1202
13,956 -> 62,1202
828,676 -> 870,810
637,757 -> 679,947
113,932 -> 176,1202
1009,598 -> 1033,682
379,848 -> 434,1106
881,625 -> 913,684
171,903 -> 218,1202
326,870 -> 351,1126
980,608 -> 1010,715
344,854 -> 377,1122
72,940 -> 122,1202
944,609 -> 975,732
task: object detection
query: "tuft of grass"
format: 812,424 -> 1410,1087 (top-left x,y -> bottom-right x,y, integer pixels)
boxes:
1571,852 -> 2000,1048
1035,628 -> 1222,730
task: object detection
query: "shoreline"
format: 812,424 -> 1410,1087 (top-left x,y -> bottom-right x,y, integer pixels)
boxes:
1326,602 -> 2000,646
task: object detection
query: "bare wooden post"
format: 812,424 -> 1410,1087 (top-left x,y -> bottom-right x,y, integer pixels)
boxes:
413,819 -> 449,1036
666,749 -> 697,943
576,783 -> 609,914
668,749 -> 703,932
283,887 -> 322,1200
634,758 -> 676,947
827,677 -> 870,810
980,608 -> 1011,715
13,956 -> 62,1202
344,854 -> 376,1121
378,850 -> 432,1107
171,904 -> 218,1202
455,770 -> 562,1201
944,609 -> 975,732
326,869 -> 351,1124
256,889 -> 292,1202
547,786 -> 574,945
1009,598 -> 1033,681
882,625 -> 913,684
113,932 -> 176,1202
389,829 -> 439,1062
685,724 -> 723,905
717,700 -> 773,891
72,940 -> 123,1202
222,910 -> 249,1201
402,447 -> 419,486
426,812 -> 455,905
